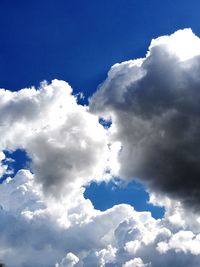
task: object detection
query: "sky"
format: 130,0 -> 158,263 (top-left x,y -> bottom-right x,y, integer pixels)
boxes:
2,0 -> 200,95
1,1 -> 200,267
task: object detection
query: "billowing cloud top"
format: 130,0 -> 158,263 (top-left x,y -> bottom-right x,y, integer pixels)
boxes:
0,80 -> 110,197
90,28 -> 200,210
1,29 -> 200,267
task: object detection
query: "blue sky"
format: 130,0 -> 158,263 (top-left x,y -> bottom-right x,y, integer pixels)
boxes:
84,180 -> 164,219
1,0 -> 200,219
1,0 -> 200,96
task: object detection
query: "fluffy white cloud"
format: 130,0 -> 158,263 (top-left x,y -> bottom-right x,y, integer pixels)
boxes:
55,252 -> 79,267
0,151 -> 13,177
157,231 -> 200,255
1,169 -> 200,267
95,245 -> 117,267
0,80 -> 111,197
123,258 -> 151,267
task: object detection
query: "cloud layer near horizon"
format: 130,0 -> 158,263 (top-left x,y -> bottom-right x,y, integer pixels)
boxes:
1,29 -> 200,266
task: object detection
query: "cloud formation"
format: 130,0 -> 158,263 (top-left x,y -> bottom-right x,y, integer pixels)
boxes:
0,80 -> 109,197
91,28 -> 200,210
1,169 -> 200,267
1,29 -> 200,266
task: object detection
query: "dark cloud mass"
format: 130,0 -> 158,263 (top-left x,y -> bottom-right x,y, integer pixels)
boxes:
90,29 -> 200,209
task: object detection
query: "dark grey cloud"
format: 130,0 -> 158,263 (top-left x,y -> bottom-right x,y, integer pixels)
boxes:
90,29 -> 200,210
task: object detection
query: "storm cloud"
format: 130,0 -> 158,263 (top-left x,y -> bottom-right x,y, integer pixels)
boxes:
90,29 -> 200,209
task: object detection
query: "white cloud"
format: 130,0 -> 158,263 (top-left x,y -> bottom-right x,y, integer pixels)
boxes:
157,231 -> 200,255
0,151 -> 13,177
0,80 -> 110,197
55,252 -> 79,267
125,240 -> 141,254
95,245 -> 117,267
1,169 -> 200,267
148,28 -> 200,61
123,258 -> 151,267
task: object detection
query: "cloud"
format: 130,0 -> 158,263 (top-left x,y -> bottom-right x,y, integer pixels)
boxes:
95,245 -> 117,266
157,230 -> 200,255
90,28 -> 200,210
1,155 -> 200,266
1,29 -> 200,266
55,252 -> 79,267
123,258 -> 151,267
0,152 -> 12,177
0,80 -> 110,197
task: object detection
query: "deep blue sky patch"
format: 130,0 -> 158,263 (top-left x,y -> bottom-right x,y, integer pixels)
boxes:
3,149 -> 31,178
84,180 -> 165,219
1,0 -> 200,98
99,118 -> 112,129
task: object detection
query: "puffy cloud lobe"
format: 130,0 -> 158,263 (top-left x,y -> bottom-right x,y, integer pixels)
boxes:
0,80 -> 109,197
55,252 -> 79,267
123,258 -> 151,267
90,28 -> 200,209
157,231 -> 200,255
0,170 -> 133,267
0,152 -> 12,177
95,245 -> 117,267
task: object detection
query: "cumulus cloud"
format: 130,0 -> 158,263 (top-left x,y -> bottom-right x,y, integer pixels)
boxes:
90,28 -> 200,210
55,252 -> 79,267
1,29 -> 200,267
157,230 -> 200,255
0,79 -> 110,197
123,258 -> 151,267
1,160 -> 200,266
